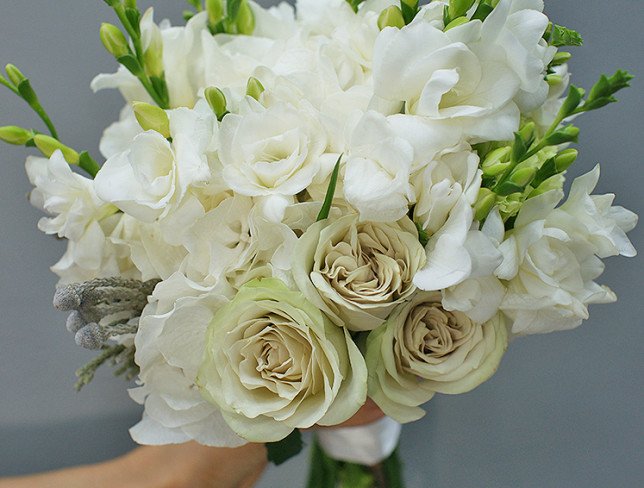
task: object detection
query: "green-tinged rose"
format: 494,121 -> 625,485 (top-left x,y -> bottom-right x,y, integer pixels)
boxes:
366,292 -> 508,423
292,215 -> 426,332
197,278 -> 367,443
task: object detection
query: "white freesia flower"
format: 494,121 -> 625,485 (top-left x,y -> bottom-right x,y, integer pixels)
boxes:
372,20 -> 521,141
293,214 -> 426,331
528,63 -> 570,134
219,101 -> 327,201
197,278 -> 367,442
344,111 -> 415,222
497,168 -> 637,335
413,199 -> 479,291
413,146 -> 481,235
366,292 -> 508,422
99,106 -> 143,160
26,151 -> 117,241
95,106 -> 215,222
131,292 -> 246,447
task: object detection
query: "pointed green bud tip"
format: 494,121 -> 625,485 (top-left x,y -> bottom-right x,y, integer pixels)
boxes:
205,0 -> 224,25
474,189 -> 497,222
236,1 -> 255,35
546,74 -> 563,87
133,102 -> 170,138
143,34 -> 164,79
544,125 -> 580,146
509,167 -> 537,188
448,0 -> 475,20
34,135 -> 80,165
246,77 -> 265,101
100,23 -> 129,59
481,146 -> 512,176
124,0 -> 137,8
204,86 -> 227,118
5,64 -> 26,87
0,126 -> 34,145
530,174 -> 566,198
378,6 -> 405,30
554,148 -> 578,172
518,121 -> 536,142
551,51 -> 571,67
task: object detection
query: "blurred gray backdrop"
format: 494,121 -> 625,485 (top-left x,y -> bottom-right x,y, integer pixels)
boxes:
0,1 -> 642,486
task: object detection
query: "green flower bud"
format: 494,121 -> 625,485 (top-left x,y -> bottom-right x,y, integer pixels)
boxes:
34,135 -> 80,165
518,121 -> 536,143
206,0 -> 224,25
529,174 -> 565,198
554,148 -> 578,172
543,125 -> 579,146
546,74 -> 563,87
4,64 -> 26,87
132,101 -> 170,138
508,166 -> 537,188
100,23 -> 130,59
481,146 -> 512,176
0,126 -> 34,145
445,16 -> 468,31
204,86 -> 227,119
246,77 -> 265,101
378,6 -> 405,30
236,0 -> 255,35
474,188 -> 497,222
550,51 -> 571,67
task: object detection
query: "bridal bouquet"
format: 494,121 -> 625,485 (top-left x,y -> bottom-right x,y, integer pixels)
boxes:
1,0 -> 638,485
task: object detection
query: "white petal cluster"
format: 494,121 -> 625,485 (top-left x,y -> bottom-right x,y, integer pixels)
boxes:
21,0 -> 637,447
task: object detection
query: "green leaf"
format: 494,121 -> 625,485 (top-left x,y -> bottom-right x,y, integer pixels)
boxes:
471,2 -> 494,21
511,132 -> 527,164
581,70 -> 634,113
559,85 -> 584,118
316,155 -> 342,222
549,24 -> 583,47
495,181 -> 524,197
117,54 -> 143,76
400,0 -> 419,24
79,151 -> 101,179
266,429 -> 303,466
150,76 -> 169,107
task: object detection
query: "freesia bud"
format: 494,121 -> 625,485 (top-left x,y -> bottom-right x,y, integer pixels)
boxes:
206,0 -> 224,25
554,148 -> 578,172
0,126 -> 33,145
448,0 -> 475,19
546,74 -> 563,87
246,77 -> 265,101
143,32 -> 164,78
5,64 -> 26,87
236,0 -> 255,35
529,174 -> 565,197
34,135 -> 80,165
518,121 -> 535,143
124,0 -> 137,8
204,86 -> 227,119
474,189 -> 497,222
509,167 -> 537,187
378,6 -> 405,30
551,51 -> 571,67
100,23 -> 129,59
482,146 -> 511,176
132,102 -> 170,138
543,125 -> 579,146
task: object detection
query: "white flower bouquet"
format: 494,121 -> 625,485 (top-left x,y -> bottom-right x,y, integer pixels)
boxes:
1,0 -> 638,485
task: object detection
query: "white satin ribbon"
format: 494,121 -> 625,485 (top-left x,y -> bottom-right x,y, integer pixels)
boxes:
316,416 -> 402,466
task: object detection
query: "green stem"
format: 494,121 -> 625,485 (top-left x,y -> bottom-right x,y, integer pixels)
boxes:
32,103 -> 59,139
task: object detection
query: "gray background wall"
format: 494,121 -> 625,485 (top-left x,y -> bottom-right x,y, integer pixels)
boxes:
0,1 -> 642,486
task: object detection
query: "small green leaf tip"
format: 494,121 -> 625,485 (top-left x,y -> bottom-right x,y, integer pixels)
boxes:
100,23 -> 130,59
133,101 -> 170,138
317,155 -> 342,222
204,86 -> 228,120
548,24 -> 583,47
448,0 -> 475,20
378,6 -> 406,30
0,126 -> 34,145
33,135 -> 80,165
206,0 -> 224,25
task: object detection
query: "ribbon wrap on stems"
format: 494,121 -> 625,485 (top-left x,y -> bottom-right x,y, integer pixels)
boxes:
307,417 -> 405,488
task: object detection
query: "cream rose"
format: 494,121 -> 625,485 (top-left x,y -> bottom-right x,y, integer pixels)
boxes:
292,214 -> 426,331
197,278 -> 367,442
366,292 -> 508,423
